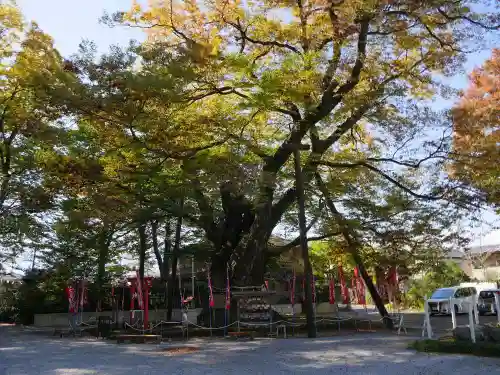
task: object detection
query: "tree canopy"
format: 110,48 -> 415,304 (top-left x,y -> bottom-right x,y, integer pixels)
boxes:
0,2 -> 66,268
0,0 -> 499,302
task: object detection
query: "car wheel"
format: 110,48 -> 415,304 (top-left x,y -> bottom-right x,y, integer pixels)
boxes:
454,305 -> 459,314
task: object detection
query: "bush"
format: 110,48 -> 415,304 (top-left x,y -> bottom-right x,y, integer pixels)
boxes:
0,283 -> 20,323
405,261 -> 471,310
410,339 -> 500,357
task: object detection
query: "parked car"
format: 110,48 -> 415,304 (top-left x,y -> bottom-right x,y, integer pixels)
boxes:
477,289 -> 500,316
427,286 -> 477,315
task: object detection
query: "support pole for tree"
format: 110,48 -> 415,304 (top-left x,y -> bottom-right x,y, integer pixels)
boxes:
315,173 -> 393,329
292,144 -> 317,338
191,256 -> 195,301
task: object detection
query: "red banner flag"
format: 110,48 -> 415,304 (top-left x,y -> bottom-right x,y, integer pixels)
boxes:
135,270 -> 144,310
329,278 -> 335,304
207,270 -> 214,308
387,266 -> 398,286
225,269 -> 231,310
66,286 -> 76,313
338,265 -> 349,304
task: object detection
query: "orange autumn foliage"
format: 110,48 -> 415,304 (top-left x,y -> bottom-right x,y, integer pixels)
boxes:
451,49 -> 500,207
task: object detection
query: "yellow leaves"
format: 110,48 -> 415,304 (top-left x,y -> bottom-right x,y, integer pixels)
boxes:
131,0 -> 143,13
0,1 -> 24,59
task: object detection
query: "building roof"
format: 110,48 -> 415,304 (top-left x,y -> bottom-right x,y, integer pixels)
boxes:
447,249 -> 465,259
0,274 -> 21,282
466,244 -> 500,255
445,244 -> 500,260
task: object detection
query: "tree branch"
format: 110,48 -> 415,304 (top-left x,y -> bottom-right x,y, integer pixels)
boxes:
437,8 -> 500,30
269,101 -> 376,229
267,231 -> 341,254
316,159 -> 447,201
188,175 -> 220,243
185,86 -> 250,103
227,18 -> 301,54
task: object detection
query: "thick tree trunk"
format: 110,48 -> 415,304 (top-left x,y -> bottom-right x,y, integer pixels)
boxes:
96,228 -> 112,311
315,173 -> 393,329
138,223 -> 147,280
0,139 -> 12,210
294,147 -> 317,338
167,198 -> 183,321
162,220 -> 171,283
151,220 -> 164,280
210,254 -> 228,288
230,233 -> 269,286
162,220 -> 171,309
166,252 -> 178,321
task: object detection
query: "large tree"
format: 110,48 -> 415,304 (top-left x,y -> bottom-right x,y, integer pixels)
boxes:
451,48 -> 499,210
107,0 -> 498,286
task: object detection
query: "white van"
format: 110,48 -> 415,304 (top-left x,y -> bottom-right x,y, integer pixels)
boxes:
427,286 -> 477,315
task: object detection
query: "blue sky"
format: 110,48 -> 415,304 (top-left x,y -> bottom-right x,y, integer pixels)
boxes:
18,0 -> 144,56
17,0 -> 499,246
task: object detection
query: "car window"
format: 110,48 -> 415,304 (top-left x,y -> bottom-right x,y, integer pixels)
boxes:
480,291 -> 493,299
480,291 -> 499,299
454,289 -> 462,298
471,288 -> 477,295
431,288 -> 454,299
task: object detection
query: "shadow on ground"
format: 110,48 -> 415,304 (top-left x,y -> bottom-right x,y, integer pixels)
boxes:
1,327 -> 499,375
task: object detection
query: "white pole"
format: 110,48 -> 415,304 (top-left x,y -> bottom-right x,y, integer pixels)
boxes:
423,296 -> 432,339
468,296 -> 476,343
473,294 -> 479,325
449,297 -> 457,329
495,292 -> 500,325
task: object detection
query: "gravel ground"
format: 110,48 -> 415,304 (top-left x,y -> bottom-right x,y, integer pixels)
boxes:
1,327 -> 499,375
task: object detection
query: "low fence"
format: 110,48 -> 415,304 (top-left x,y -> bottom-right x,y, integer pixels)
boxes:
32,303 -> 343,327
